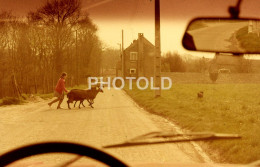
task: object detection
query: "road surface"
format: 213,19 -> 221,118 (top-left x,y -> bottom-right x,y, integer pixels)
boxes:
0,88 -> 210,166
189,22 -> 248,52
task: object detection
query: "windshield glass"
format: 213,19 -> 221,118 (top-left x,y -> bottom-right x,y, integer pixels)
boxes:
0,0 -> 259,166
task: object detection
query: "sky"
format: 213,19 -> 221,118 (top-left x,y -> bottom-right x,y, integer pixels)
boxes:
1,0 -> 260,58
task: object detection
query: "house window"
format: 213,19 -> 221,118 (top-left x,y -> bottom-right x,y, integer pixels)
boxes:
130,68 -> 136,74
130,52 -> 138,61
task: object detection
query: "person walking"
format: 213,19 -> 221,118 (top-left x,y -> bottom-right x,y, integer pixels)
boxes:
48,72 -> 69,109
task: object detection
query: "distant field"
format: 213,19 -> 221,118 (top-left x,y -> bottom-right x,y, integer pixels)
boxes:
161,72 -> 260,84
125,83 -> 260,164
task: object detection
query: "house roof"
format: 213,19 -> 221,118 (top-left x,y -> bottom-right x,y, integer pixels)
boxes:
124,34 -> 155,52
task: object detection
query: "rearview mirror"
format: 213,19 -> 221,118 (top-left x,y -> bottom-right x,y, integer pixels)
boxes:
182,18 -> 260,54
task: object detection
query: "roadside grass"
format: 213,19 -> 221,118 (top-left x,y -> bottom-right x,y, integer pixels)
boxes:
36,93 -> 53,100
0,97 -> 26,106
68,84 -> 89,90
124,83 -> 260,164
0,85 -> 89,105
35,85 -> 89,100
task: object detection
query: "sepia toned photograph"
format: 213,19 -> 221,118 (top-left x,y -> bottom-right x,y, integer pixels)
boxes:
0,0 -> 259,166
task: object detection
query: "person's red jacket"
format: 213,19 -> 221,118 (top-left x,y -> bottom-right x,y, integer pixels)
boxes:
55,78 -> 68,94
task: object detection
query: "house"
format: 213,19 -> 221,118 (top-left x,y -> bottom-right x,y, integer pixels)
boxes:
119,33 -> 155,78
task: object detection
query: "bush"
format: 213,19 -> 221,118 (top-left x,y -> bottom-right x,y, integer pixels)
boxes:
1,97 -> 23,105
162,52 -> 187,72
209,72 -> 219,83
236,26 -> 260,52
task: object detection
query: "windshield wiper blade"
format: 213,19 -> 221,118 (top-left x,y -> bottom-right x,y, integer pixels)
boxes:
103,131 -> 241,149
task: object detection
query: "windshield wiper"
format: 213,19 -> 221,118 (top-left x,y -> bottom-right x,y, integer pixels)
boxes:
103,131 -> 241,149
58,131 -> 241,167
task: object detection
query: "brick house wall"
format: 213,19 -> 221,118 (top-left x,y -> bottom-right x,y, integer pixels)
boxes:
123,33 -> 155,78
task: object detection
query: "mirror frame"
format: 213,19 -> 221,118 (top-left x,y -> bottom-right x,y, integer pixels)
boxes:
182,17 -> 260,54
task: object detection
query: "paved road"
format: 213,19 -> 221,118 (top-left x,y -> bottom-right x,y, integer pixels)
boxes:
189,22 -> 248,52
0,88 -> 209,166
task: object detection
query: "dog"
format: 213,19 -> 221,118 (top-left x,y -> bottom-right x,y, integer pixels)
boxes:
197,91 -> 203,98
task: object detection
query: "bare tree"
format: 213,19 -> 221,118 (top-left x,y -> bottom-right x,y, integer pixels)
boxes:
0,12 -> 25,98
0,0 -> 102,99
27,0 -> 101,87
28,0 -> 82,78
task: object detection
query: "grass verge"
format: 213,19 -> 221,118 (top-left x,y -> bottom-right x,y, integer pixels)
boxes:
36,85 -> 88,100
36,85 -> 89,100
124,83 -> 260,164
36,93 -> 53,100
0,97 -> 25,106
0,85 -> 89,105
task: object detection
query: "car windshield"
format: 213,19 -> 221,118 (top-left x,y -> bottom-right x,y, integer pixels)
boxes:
0,0 -> 260,166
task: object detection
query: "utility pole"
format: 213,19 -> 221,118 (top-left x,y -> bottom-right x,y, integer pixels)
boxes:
122,29 -> 125,78
154,0 -> 161,97
117,43 -> 122,77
